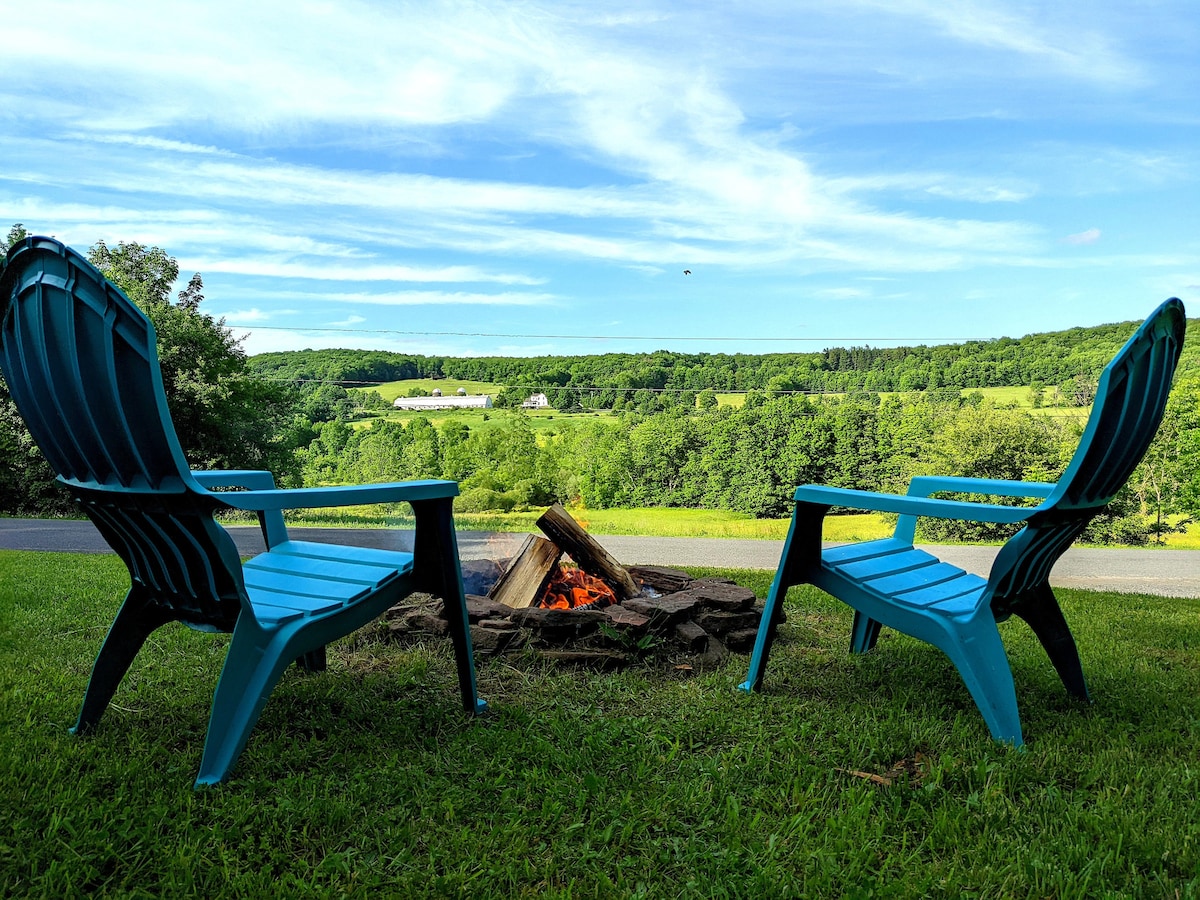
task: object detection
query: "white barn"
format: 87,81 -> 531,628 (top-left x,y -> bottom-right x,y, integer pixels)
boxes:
393,394 -> 493,410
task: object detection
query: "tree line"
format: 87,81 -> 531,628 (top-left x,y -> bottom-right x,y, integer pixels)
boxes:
3,226 -> 1197,545
248,316 -> 1199,405
295,390 -> 1194,544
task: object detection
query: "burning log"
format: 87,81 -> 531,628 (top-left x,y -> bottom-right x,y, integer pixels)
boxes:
536,504 -> 639,601
487,535 -> 562,609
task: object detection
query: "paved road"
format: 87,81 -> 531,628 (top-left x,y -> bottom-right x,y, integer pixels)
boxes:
3,518 -> 1199,597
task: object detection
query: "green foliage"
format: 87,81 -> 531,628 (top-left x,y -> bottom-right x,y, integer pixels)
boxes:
87,239 -> 181,308
0,231 -> 302,512
251,311 -> 1200,406
82,239 -> 302,476
4,224 -> 28,249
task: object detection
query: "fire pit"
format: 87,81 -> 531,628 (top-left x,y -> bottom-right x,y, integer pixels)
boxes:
385,505 -> 770,669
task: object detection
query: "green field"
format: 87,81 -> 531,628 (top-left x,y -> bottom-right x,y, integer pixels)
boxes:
357,378 -> 504,403
349,407 -> 619,434
358,380 -> 1091,420
281,505 -> 887,542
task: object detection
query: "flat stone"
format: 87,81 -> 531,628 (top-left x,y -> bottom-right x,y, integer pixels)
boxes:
695,634 -> 729,670
723,627 -> 761,653
385,597 -> 443,620
603,605 -> 651,629
627,565 -> 693,594
688,580 -> 757,611
624,593 -> 705,626
694,610 -> 761,635
465,594 -> 511,622
509,607 -> 607,629
475,617 -> 520,631
674,620 -> 709,652
406,612 -> 449,635
470,624 -> 524,654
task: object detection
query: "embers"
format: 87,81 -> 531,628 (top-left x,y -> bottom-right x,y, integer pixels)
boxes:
538,565 -> 617,611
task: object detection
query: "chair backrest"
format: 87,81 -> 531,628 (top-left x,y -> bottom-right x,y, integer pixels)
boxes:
0,236 -> 246,630
988,297 -> 1186,609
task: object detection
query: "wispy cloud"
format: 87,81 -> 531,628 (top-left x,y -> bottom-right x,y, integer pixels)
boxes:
850,0 -> 1143,85
0,0 -> 1193,352
1064,228 -> 1102,246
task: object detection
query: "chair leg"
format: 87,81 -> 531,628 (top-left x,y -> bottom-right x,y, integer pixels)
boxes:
296,646 -> 327,673
739,567 -> 792,693
849,611 -> 883,653
1010,585 -> 1089,701
72,590 -> 173,735
194,619 -> 294,787
410,499 -> 487,715
940,616 -> 1024,746
740,506 -> 824,693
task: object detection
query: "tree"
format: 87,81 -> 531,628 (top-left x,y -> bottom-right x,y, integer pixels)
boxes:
0,225 -> 73,512
5,224 -> 28,249
84,240 -> 300,475
88,240 -> 181,308
176,272 -> 205,310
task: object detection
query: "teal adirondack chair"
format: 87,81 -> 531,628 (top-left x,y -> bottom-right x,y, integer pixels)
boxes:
0,236 -> 486,787
740,298 -> 1186,745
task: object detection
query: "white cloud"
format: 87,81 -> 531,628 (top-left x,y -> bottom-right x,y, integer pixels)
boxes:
1064,228 -> 1102,246
197,257 -> 545,285
849,0 -> 1143,85
815,287 -> 870,300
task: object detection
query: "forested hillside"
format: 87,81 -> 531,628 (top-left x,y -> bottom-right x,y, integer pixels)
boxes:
249,315 -> 1200,402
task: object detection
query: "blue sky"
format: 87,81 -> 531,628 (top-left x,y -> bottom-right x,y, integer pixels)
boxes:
2,0 -> 1197,358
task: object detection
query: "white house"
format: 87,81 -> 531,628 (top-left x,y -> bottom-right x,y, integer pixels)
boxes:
393,394 -> 493,410
522,393 -> 550,408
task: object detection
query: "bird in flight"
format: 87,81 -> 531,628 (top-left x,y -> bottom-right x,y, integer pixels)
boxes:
683,269 -> 691,275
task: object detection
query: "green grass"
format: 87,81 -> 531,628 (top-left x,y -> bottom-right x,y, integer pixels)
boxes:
968,386 -> 1090,418
280,505 -> 890,543
357,378 -> 504,403
349,408 -> 619,433
277,503 -> 1200,549
2,550 -> 1198,897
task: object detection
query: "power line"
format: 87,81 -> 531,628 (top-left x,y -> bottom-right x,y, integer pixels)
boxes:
260,376 -> 842,394
227,323 -> 984,343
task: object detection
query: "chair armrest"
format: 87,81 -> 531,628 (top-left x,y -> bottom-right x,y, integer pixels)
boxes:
191,469 -> 279,491
193,470 -> 288,549
216,479 -> 460,512
906,475 -> 1056,501
792,484 -> 1038,524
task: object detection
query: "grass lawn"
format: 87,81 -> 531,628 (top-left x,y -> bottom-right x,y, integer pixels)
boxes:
357,379 -> 504,403
279,504 -> 1200,550
2,551 -> 1198,897
279,506 -> 890,543
349,408 -> 619,434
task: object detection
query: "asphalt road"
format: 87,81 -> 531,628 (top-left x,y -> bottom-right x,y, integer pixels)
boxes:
3,517 -> 1199,598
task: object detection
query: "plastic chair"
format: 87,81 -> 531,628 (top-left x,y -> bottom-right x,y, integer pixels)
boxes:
740,298 -> 1186,745
0,236 -> 486,787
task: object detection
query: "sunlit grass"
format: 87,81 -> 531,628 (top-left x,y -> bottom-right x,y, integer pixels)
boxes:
2,550 -> 1198,897
356,378 -> 503,403
280,505 -> 892,542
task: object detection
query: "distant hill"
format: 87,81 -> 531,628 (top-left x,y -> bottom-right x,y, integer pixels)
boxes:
248,314 -> 1198,398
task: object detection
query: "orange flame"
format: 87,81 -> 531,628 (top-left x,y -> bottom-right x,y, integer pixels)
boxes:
539,565 -> 617,610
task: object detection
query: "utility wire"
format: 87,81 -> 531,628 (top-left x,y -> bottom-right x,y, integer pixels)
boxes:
227,323 -> 984,343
